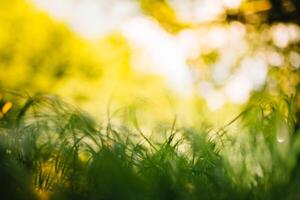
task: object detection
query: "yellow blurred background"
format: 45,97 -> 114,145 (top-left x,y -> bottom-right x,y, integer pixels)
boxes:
0,0 -> 299,128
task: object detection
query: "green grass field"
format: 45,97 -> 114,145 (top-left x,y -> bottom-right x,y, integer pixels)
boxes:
0,92 -> 299,200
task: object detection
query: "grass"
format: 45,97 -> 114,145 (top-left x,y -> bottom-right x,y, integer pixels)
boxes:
0,92 -> 300,200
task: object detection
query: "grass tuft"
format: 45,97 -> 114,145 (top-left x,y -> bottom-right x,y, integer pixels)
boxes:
0,92 -> 299,200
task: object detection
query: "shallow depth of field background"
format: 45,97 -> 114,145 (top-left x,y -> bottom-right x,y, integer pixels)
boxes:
1,0 -> 299,127
1,1 -> 300,199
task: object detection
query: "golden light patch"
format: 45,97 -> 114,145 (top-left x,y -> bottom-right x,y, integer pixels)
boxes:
2,101 -> 12,114
37,189 -> 49,200
241,0 -> 272,14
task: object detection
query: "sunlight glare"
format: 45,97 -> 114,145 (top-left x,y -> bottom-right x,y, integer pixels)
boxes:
225,75 -> 252,104
122,17 -> 193,95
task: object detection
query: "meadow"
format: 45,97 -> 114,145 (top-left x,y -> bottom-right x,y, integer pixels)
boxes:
1,0 -> 300,199
0,92 -> 299,200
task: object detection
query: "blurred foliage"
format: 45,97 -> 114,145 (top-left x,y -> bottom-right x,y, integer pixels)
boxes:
139,0 -> 300,26
139,0 -> 189,33
0,0 -> 102,92
0,0 -> 299,125
240,0 -> 300,24
0,0 -> 199,127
